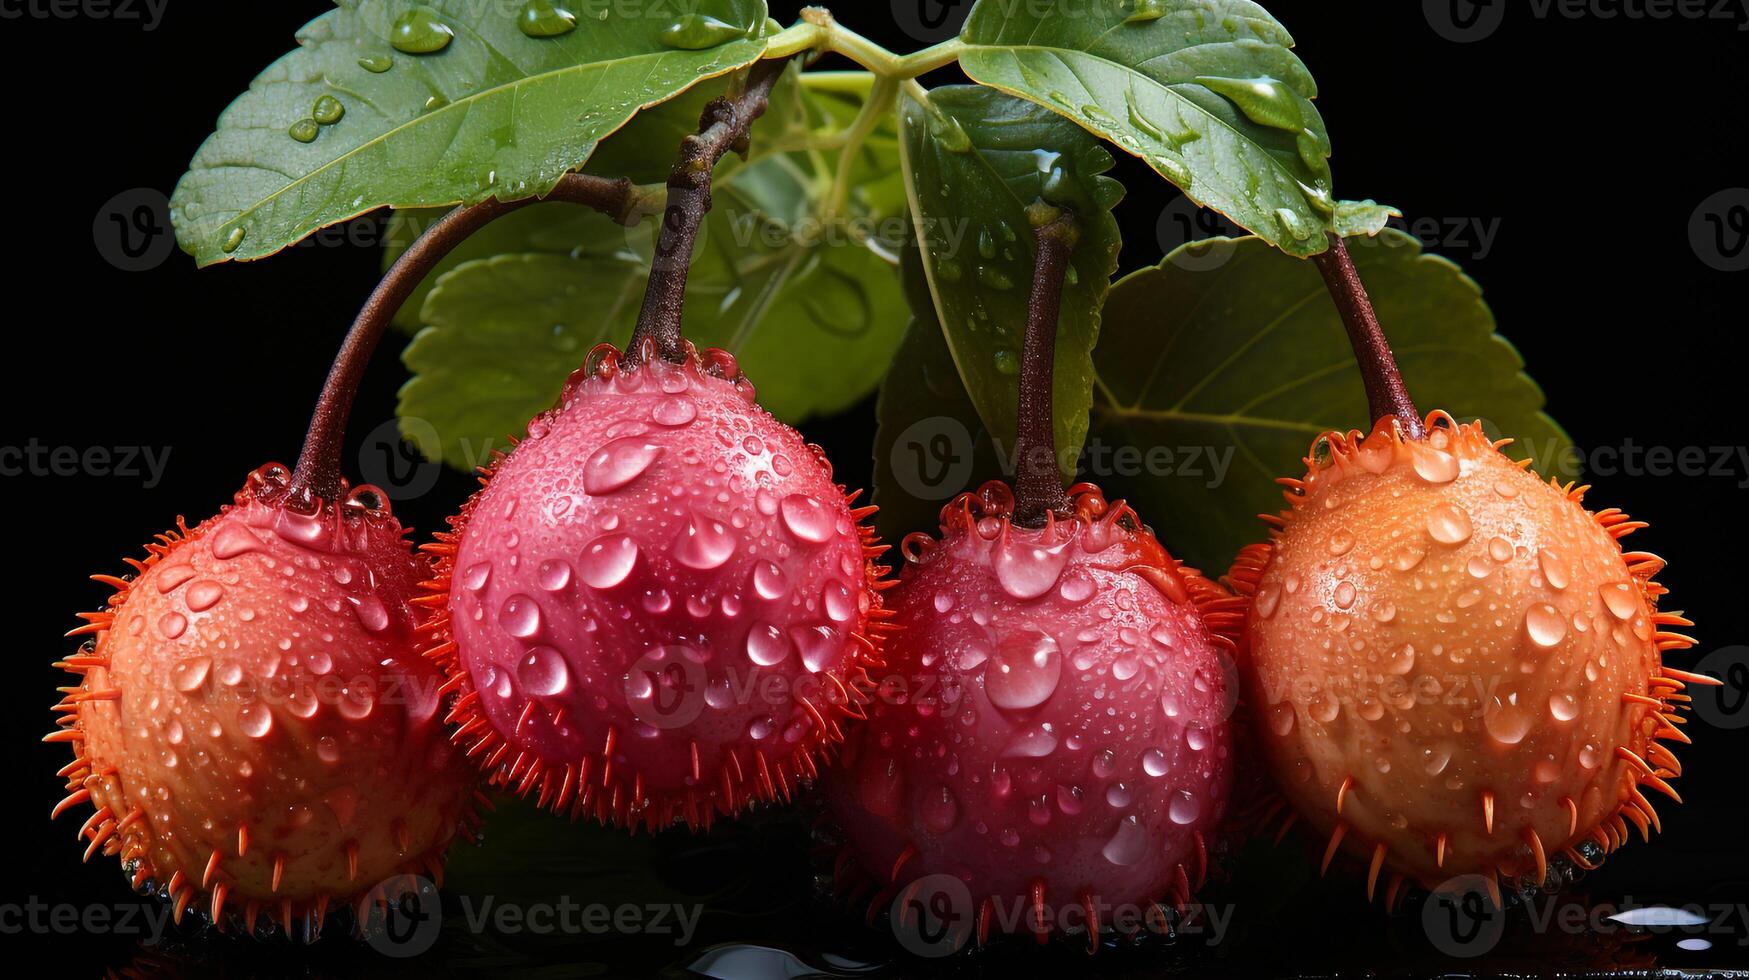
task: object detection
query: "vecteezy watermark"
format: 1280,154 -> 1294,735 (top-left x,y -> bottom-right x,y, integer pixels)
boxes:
1155,196 -> 1244,271
1423,881 -> 1749,958
0,440 -> 172,487
1687,645 -> 1749,730
0,0 -> 168,30
0,897 -> 174,942
1426,0 -> 1749,41
1690,188 -> 1749,272
362,875 -> 705,959
93,188 -> 174,272
889,874 -> 1234,958
890,0 -> 974,43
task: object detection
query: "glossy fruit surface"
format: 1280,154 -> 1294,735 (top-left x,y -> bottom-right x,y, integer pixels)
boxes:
427,343 -> 888,830
827,482 -> 1241,950
52,464 -> 479,935
1228,414 -> 1698,903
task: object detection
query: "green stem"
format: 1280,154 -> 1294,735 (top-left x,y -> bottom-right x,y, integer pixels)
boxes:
763,11 -> 965,79
822,75 -> 898,222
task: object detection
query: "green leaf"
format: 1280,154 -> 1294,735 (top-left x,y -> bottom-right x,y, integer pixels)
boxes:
171,0 -> 770,265
399,157 -> 910,469
897,85 -> 1123,481
871,243 -> 1008,543
381,68 -> 895,331
957,0 -> 1391,256
1089,228 -> 1570,571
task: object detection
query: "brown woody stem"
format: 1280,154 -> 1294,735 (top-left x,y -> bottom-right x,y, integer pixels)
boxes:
1312,232 -> 1423,438
623,57 -> 794,367
1012,209 -> 1081,529
288,173 -> 639,505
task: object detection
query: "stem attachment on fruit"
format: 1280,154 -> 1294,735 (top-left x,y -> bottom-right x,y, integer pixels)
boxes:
624,57 -> 794,368
1012,206 -> 1081,530
1312,233 -> 1424,439
288,174 -> 641,506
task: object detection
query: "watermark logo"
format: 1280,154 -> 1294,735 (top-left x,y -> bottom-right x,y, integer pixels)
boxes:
359,417 -> 444,502
888,416 -> 976,502
1423,874 -> 1507,956
1691,188 -> 1749,272
362,876 -> 445,958
890,0 -> 974,44
890,873 -> 975,958
1424,0 -> 1508,42
93,188 -> 174,272
1155,196 -> 1242,271
624,646 -> 709,731
1689,645 -> 1749,730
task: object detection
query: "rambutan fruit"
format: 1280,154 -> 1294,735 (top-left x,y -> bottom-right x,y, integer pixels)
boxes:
1225,236 -> 1705,907
51,464 -> 481,936
424,341 -> 888,830
826,482 -> 1241,952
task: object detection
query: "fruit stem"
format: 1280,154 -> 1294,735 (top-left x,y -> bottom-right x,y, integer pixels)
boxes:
1312,233 -> 1424,439
288,174 -> 642,506
624,57 -> 794,368
1012,207 -> 1081,529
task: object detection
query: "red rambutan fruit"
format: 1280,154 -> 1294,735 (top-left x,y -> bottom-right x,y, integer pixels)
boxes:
423,342 -> 889,831
51,464 -> 481,937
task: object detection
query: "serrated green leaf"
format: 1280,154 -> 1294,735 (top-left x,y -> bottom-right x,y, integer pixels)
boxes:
172,0 -> 770,265
898,85 -> 1123,482
957,0 -> 1388,256
1089,228 -> 1570,571
872,243 -> 1008,543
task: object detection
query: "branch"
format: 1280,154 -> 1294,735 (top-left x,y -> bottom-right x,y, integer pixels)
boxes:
624,57 -> 794,367
288,173 -> 640,505
1312,233 -> 1423,439
1012,208 -> 1081,529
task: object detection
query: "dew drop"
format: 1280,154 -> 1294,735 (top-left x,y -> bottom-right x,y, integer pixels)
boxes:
1426,504 -> 1473,545
185,581 -> 225,612
779,494 -> 835,544
994,536 -> 1072,600
747,622 -> 790,666
583,438 -> 662,495
1102,814 -> 1149,866
517,0 -> 578,37
1525,603 -> 1567,648
389,7 -> 455,54
536,559 -> 572,591
579,534 -> 639,589
674,512 -> 736,570
985,631 -> 1062,712
499,594 -> 542,639
517,646 -> 570,696
1601,582 -> 1639,620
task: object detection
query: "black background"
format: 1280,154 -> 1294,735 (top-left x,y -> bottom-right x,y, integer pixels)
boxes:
3,0 -> 1747,975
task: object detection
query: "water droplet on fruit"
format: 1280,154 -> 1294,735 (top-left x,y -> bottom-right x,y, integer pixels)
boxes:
1102,814 -> 1149,866
1427,504 -> 1473,545
462,561 -> 492,591
922,785 -> 960,832
1411,444 -> 1460,484
747,622 -> 790,666
499,594 -> 542,639
390,7 -> 455,53
1483,692 -> 1532,745
518,646 -> 570,696
779,494 -> 835,543
579,534 -> 639,589
652,396 -> 696,426
985,631 -> 1062,712
1548,692 -> 1579,722
1601,582 -> 1639,620
1525,604 -> 1567,648
174,657 -> 211,693
158,612 -> 187,639
994,535 -> 1072,600
350,594 -> 391,633
674,511 -> 736,569
238,703 -> 273,738
584,438 -> 662,494
791,625 -> 839,672
185,580 -> 224,611
536,559 -> 572,591
1169,790 -> 1202,825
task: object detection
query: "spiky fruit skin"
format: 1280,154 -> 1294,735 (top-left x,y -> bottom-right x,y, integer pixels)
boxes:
826,483 -> 1241,949
54,465 -> 479,934
1228,414 -> 1697,902
426,344 -> 886,831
